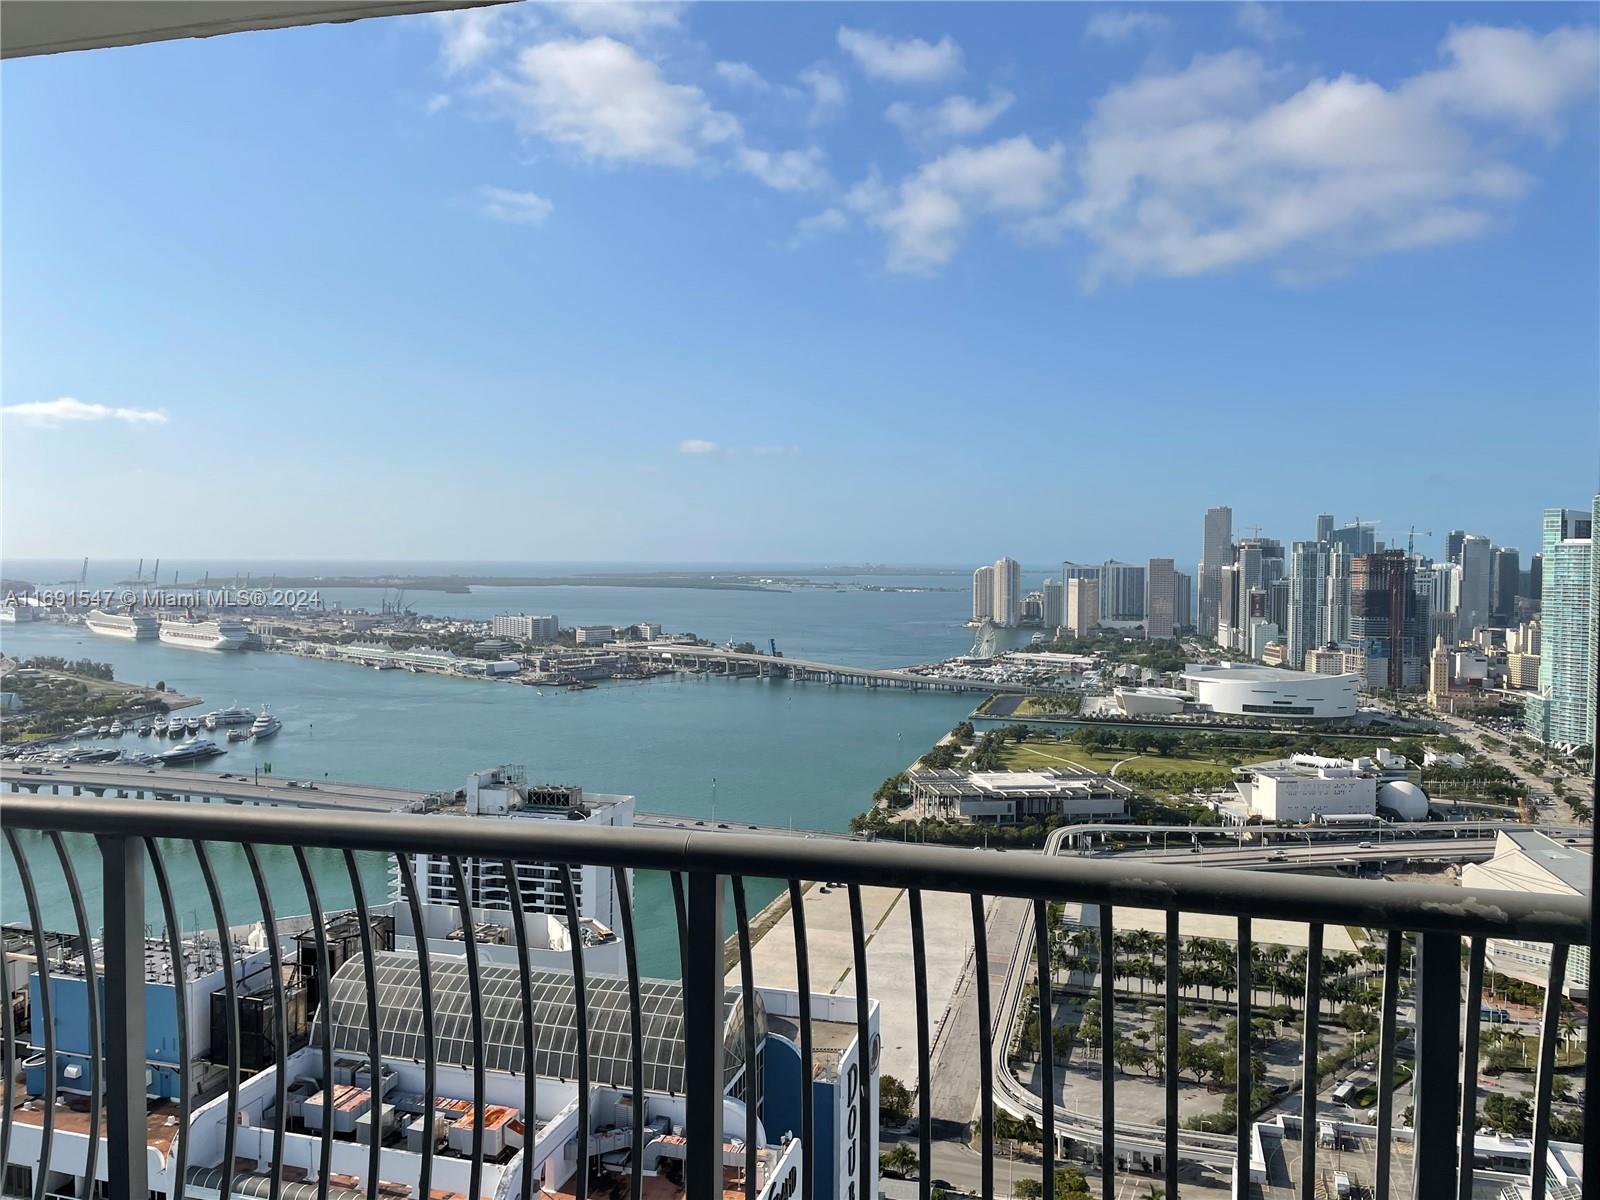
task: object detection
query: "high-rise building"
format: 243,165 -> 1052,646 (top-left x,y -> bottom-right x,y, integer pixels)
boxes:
971,565 -> 994,622
1457,534 -> 1493,638
1491,547 -> 1520,624
1525,501 -> 1596,747
1287,541 -> 1329,669
1144,559 -> 1177,639
1526,553 -> 1543,604
1061,561 -> 1100,583
1199,505 -> 1233,639
1324,549 -> 1353,646
1315,513 -> 1335,543
1173,571 -> 1192,633
1065,578 -> 1100,637
993,557 -> 1022,628
1100,560 -> 1146,621
1330,522 -> 1377,557
1350,551 -> 1428,690
1424,561 -> 1461,649
491,613 -> 560,642
1216,563 -> 1240,648
1445,530 -> 1466,564
1042,579 -> 1064,630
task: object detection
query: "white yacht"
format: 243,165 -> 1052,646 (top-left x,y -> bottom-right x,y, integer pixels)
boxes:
159,616 -> 249,651
249,708 -> 282,741
204,705 -> 255,729
159,737 -> 226,765
86,609 -> 159,640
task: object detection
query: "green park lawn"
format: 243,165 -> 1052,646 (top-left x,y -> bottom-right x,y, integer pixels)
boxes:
998,738 -> 1272,778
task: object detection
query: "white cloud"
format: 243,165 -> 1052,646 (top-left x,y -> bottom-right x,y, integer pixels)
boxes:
677,439 -> 797,457
837,27 -> 963,84
886,89 -> 1014,142
2,397 -> 167,427
798,65 -> 848,124
736,146 -> 830,192
791,207 -> 848,245
715,61 -> 769,92
494,36 -> 738,166
425,93 -> 452,115
549,2 -> 684,37
434,8 -> 508,72
1084,10 -> 1172,43
477,185 -> 554,224
853,136 -> 1065,273
1234,3 -> 1295,43
1053,26 -> 1600,284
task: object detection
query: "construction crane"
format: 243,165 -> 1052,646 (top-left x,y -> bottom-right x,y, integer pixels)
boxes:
1378,526 -> 1433,558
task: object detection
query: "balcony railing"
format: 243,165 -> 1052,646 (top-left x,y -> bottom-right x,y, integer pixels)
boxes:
0,793 -> 1590,1200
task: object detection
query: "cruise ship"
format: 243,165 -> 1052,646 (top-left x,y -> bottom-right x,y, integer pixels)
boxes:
158,616 -> 249,651
85,609 -> 159,640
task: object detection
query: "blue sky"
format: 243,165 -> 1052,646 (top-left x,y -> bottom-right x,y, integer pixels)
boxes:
3,1 -> 1597,566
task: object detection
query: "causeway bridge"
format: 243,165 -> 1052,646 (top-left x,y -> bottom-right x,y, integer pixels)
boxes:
621,642 -> 1068,695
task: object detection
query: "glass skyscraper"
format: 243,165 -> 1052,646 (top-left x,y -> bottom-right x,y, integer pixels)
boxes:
1525,499 -> 1597,747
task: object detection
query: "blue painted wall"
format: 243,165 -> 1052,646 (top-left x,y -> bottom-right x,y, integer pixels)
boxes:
25,972 -> 185,1099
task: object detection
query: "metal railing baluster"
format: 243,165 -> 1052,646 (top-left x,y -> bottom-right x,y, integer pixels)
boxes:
1097,903 -> 1112,1200
1034,899 -> 1056,1199
910,888 -> 932,1200
1413,932 -> 1460,1200
1299,924 -> 1323,1200
291,847 -> 335,1200
684,871 -> 726,1199
558,862 -> 591,1200
971,894 -> 993,1200
341,850 -> 382,1200
1164,907 -> 1179,1200
849,885 -> 873,1200
1530,943 -> 1569,1200
242,845 -> 288,1200
195,841 -> 239,1200
394,852 -> 437,1200
147,840 -> 192,1200
98,834 -> 147,1200
1236,917 -> 1252,1195
504,862 -> 540,1200
612,865 -> 644,1200
1456,937 -> 1485,1200
671,870 -> 691,983
0,847 -> 15,1185
732,878 -> 759,1200
47,834 -> 101,1196
447,857 -> 487,1200
1374,929 -> 1402,1200
3,830 -> 55,1200
789,880 -> 816,1200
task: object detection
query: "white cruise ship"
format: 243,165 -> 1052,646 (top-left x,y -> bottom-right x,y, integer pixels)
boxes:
158,616 -> 249,651
85,609 -> 160,640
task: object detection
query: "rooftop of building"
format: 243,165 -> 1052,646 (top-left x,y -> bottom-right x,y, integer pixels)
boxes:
317,951 -> 762,1095
908,766 -> 1126,798
1497,829 -> 1592,895
1242,750 -> 1412,782
1182,662 -> 1358,683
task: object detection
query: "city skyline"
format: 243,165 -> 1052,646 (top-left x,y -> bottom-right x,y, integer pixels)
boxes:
3,3 -> 1598,561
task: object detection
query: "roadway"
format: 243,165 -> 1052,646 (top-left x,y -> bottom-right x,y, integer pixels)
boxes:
628,642 -> 1067,695
0,761 -> 865,839
975,824 -> 1592,1176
